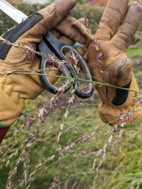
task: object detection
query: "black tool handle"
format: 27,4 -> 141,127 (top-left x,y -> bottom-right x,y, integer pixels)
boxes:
38,32 -> 93,98
38,36 -> 72,94
43,32 -> 93,98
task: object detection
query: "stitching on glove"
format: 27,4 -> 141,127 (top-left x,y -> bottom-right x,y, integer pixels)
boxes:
0,13 -> 43,60
0,59 -> 32,67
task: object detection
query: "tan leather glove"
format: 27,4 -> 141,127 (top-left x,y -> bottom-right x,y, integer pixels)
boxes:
0,0 -> 92,126
44,0 -> 142,128
87,0 -> 142,127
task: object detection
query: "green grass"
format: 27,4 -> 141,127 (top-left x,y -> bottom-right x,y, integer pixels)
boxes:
0,37 -> 142,189
1,92 -> 142,189
127,48 -> 142,58
135,71 -> 142,77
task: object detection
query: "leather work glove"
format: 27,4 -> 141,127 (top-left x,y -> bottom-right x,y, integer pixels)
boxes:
0,0 -> 93,130
87,0 -> 142,127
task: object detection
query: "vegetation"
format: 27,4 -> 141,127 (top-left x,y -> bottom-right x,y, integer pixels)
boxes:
0,2 -> 142,189
127,48 -> 142,58
0,3 -> 104,35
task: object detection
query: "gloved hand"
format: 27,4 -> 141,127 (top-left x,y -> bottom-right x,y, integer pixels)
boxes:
87,0 -> 142,127
0,0 -> 93,127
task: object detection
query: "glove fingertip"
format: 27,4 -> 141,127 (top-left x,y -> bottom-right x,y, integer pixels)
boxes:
69,8 -> 77,17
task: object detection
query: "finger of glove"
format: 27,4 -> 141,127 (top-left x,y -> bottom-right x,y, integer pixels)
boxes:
96,0 -> 129,40
78,17 -> 89,26
99,58 -> 133,106
51,31 -> 85,56
50,29 -> 75,45
104,58 -> 133,86
55,15 -> 93,47
77,46 -> 88,58
21,0 -> 76,44
53,17 -> 89,46
69,8 -> 77,17
59,35 -> 74,45
51,29 -> 61,39
104,73 -> 136,107
111,2 -> 142,51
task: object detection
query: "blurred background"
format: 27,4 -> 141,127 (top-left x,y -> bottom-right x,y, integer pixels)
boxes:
0,1 -> 142,189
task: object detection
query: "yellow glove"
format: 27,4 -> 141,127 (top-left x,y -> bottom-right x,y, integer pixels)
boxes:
87,0 -> 142,127
0,0 -> 92,126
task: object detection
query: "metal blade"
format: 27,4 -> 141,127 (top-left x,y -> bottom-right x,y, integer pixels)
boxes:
0,0 -> 28,24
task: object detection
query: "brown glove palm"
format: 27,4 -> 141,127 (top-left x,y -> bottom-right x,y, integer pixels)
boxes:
87,0 -> 142,127
0,0 -> 92,126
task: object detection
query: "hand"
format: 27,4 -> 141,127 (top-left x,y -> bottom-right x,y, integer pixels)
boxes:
0,0 -> 92,126
88,0 -> 142,127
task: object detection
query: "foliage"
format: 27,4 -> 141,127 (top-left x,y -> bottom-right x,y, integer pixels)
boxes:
77,0 -> 85,4
0,37 -> 142,189
0,3 -> 104,35
76,4 -> 104,33
0,2 -> 142,189
0,3 -> 45,35
0,74 -> 142,188
0,2 -> 141,35
87,0 -> 108,6
127,48 -> 142,57
7,0 -> 19,2
129,0 -> 142,4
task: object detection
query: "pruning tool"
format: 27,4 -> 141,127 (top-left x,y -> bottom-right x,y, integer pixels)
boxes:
0,0 -> 93,98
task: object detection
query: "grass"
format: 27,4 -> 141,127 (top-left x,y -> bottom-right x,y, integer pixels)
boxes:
1,94 -> 142,189
135,71 -> 142,77
127,48 -> 142,58
0,49 -> 142,189
0,1 -> 142,187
